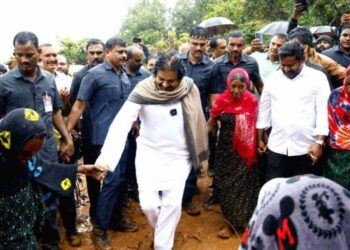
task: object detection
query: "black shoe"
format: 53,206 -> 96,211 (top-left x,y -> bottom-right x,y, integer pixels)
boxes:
110,218 -> 138,232
92,228 -> 112,250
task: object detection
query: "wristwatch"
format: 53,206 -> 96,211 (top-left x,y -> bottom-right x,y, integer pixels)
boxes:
315,139 -> 325,146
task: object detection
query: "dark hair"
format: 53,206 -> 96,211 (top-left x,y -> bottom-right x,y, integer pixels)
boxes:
274,33 -> 288,41
190,27 -> 209,39
209,35 -> 225,49
132,37 -> 142,43
0,64 -> 7,74
340,24 -> 350,35
228,31 -> 245,40
105,37 -> 126,50
278,41 -> 305,61
288,27 -> 313,47
86,38 -> 105,51
154,53 -> 185,82
13,31 -> 39,49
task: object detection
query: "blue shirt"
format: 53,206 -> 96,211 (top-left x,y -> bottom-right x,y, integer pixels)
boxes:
179,53 -> 220,115
0,67 -> 62,162
70,64 -> 93,141
77,60 -> 131,145
126,67 -> 151,90
215,52 -> 262,92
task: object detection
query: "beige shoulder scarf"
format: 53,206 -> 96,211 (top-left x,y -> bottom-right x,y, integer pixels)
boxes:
128,76 -> 208,169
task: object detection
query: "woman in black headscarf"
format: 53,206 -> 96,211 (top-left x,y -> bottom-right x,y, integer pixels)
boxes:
0,108 -> 105,249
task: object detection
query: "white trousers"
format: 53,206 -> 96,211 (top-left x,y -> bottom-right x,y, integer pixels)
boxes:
139,184 -> 185,250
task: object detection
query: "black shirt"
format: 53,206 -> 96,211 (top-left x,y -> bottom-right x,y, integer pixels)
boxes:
322,46 -> 350,68
179,53 -> 220,115
215,52 -> 262,92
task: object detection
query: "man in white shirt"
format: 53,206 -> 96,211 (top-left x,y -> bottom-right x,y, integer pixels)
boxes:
257,41 -> 330,181
95,54 -> 208,250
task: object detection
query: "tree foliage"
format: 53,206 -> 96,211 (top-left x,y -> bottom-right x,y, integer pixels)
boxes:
171,0 -> 216,34
151,31 -> 189,53
118,0 -> 167,46
118,0 -> 350,53
58,37 -> 87,65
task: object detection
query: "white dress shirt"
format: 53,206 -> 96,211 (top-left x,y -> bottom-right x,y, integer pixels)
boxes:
96,100 -> 191,191
256,65 -> 330,156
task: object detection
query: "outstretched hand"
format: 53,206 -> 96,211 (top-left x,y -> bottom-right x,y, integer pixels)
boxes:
77,164 -> 108,181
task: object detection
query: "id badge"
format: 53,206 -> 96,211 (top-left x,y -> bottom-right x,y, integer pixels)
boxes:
43,92 -> 53,112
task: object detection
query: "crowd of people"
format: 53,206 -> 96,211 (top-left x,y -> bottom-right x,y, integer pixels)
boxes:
0,3 -> 350,250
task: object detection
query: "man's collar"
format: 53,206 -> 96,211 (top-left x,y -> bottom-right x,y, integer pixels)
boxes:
103,60 -> 125,74
13,66 -> 43,81
222,52 -> 247,64
181,52 -> 210,65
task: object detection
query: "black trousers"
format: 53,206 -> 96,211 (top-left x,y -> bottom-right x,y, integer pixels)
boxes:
266,149 -> 314,181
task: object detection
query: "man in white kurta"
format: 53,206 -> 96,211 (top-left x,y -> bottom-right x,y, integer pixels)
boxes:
95,55 -> 208,250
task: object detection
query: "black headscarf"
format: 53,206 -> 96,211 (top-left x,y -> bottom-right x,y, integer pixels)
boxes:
0,108 -> 46,158
0,108 -> 47,196
0,108 -> 77,197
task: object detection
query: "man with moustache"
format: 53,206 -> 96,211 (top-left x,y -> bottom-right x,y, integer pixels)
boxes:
179,27 -> 220,215
315,35 -> 334,53
66,37 -> 136,250
251,34 -> 288,83
0,31 -> 74,250
257,41 -> 330,181
323,24 -> 350,68
69,38 -> 105,226
39,43 -> 81,247
215,31 -> 264,94
57,54 -> 70,75
208,35 -> 227,60
39,44 -> 72,115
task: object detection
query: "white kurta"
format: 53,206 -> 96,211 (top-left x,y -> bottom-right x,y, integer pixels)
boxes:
96,100 -> 191,191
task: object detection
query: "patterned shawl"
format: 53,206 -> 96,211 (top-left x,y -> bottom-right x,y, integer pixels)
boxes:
328,65 -> 350,149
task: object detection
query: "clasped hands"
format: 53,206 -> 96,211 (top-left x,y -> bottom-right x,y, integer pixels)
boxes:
77,163 -> 109,181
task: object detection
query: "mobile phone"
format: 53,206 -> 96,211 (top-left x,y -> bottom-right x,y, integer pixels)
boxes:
295,0 -> 308,11
255,32 -> 263,43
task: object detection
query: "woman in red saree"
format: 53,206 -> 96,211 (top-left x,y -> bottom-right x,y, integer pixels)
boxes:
207,68 -> 261,238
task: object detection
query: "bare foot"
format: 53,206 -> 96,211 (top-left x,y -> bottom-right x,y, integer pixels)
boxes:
217,224 -> 233,239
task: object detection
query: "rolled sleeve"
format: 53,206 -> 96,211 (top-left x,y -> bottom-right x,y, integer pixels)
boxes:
77,72 -> 96,102
256,84 -> 271,129
95,101 -> 141,171
314,74 -> 331,136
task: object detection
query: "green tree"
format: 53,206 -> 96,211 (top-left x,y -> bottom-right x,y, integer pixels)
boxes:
58,37 -> 87,65
151,31 -> 189,53
171,0 -> 215,34
118,0 -> 167,46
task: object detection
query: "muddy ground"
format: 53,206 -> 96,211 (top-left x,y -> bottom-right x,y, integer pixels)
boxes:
59,171 -> 243,250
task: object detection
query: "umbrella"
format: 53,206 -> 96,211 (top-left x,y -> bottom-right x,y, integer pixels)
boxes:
198,17 -> 236,35
258,21 -> 289,36
310,26 -> 337,38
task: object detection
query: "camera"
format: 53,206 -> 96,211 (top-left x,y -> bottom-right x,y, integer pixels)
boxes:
295,0 -> 308,11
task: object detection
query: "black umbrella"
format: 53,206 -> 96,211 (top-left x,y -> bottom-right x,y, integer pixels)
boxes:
198,17 -> 236,35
